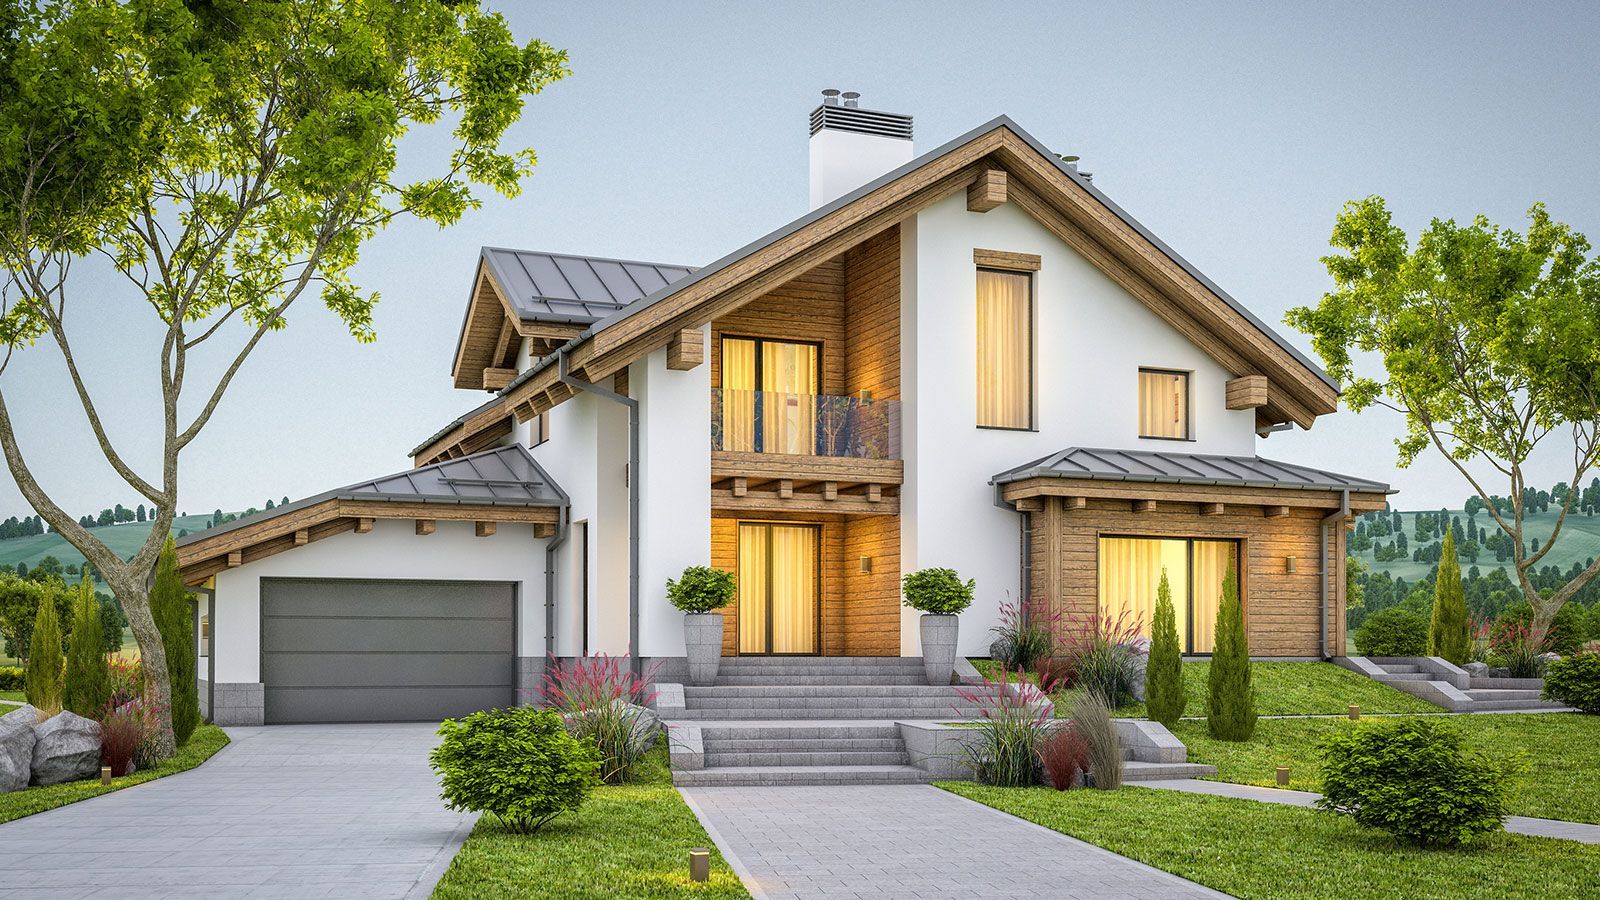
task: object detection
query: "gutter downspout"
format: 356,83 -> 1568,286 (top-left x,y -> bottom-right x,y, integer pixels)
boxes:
992,483 -> 1032,616
558,348 -> 642,678
543,503 -> 571,675
1320,488 -> 1350,660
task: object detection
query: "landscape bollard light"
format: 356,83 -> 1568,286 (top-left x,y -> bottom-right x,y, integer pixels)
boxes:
689,848 -> 709,883
1276,766 -> 1290,787
1348,703 -> 1360,720
101,766 -> 112,786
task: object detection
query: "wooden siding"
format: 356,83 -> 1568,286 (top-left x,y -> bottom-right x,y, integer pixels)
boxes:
1028,495 -> 1348,657
711,257 -> 847,395
843,225 -> 901,401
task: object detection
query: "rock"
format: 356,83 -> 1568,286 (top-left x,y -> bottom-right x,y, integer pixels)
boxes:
1489,667 -> 1511,678
989,636 -> 1017,668
1119,639 -> 1151,702
0,705 -> 39,793
1464,661 -> 1490,678
30,711 -> 102,787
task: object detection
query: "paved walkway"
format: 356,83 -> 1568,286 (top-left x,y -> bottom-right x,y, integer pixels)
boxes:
1142,778 -> 1600,844
679,784 -> 1223,899
0,723 -> 473,899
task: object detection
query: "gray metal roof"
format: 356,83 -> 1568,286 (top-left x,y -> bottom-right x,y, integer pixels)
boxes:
480,247 -> 695,326
410,394 -> 507,458
176,445 -> 566,549
497,114 -> 1337,401
991,447 -> 1390,494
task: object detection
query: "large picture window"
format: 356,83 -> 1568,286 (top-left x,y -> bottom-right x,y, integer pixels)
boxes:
1138,368 -> 1190,440
1098,536 -> 1239,653
976,268 -> 1032,429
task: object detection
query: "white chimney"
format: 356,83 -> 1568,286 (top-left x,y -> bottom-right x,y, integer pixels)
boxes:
808,89 -> 914,210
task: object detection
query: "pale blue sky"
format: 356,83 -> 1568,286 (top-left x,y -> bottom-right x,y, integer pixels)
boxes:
4,0 -> 1598,520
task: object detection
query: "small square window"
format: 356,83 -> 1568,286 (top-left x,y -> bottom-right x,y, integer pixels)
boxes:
1139,369 -> 1190,440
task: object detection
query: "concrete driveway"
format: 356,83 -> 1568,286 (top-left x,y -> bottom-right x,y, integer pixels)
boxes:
0,723 -> 474,899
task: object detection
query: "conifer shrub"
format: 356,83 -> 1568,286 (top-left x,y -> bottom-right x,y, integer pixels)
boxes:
24,584 -> 64,715
1206,568 -> 1255,741
1428,531 -> 1471,664
1144,570 -> 1186,727
153,538 -> 200,746
63,571 -> 111,718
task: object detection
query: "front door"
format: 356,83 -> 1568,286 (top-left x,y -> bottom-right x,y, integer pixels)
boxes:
736,522 -> 820,654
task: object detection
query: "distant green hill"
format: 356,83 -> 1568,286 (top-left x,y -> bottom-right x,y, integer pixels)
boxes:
1351,508 -> 1600,582
0,513 -> 220,577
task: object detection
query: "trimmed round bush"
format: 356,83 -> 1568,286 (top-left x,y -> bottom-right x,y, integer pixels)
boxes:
1543,652 -> 1600,714
901,567 -> 974,615
665,565 -> 736,614
1318,718 -> 1517,847
1355,607 -> 1428,656
430,707 -> 599,834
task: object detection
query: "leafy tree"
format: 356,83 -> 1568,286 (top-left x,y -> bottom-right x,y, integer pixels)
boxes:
1207,568 -> 1255,741
99,594 -> 126,654
1429,531 -> 1471,664
1288,198 -> 1600,649
24,579 -> 64,714
0,1 -> 566,758
63,571 -> 110,718
1144,570 -> 1186,727
153,539 -> 199,746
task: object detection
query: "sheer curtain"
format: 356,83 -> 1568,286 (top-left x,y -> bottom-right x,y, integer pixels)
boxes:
737,523 -> 768,653
763,342 -> 817,454
1191,541 -> 1236,653
769,524 -> 817,653
976,270 -> 1031,428
1138,370 -> 1189,439
1098,537 -> 1188,642
722,338 -> 757,452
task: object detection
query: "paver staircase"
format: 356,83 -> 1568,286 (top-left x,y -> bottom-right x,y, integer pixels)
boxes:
1338,656 -> 1567,712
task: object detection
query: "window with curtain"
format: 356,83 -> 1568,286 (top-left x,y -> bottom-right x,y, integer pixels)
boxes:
719,337 -> 819,454
976,269 -> 1032,429
1138,369 -> 1190,439
1098,536 -> 1240,654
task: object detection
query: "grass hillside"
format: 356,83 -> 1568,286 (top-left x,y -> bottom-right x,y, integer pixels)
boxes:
0,513 -> 219,576
1351,508 -> 1600,581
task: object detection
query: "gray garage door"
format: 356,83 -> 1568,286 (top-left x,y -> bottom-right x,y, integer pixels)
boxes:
261,578 -> 516,724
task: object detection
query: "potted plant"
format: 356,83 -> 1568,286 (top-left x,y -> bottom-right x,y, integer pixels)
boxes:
667,566 -> 736,686
902,567 -> 974,685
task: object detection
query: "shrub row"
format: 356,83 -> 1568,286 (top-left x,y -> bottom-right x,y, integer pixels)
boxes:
0,666 -> 21,691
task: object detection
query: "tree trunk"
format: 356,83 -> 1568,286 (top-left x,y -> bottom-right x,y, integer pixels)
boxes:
106,572 -> 176,759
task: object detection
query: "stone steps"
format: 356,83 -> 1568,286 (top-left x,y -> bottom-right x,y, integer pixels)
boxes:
1338,656 -> 1566,712
686,685 -> 969,698
704,749 -> 911,767
672,764 -> 935,787
715,673 -> 930,686
1122,760 -> 1220,781
678,706 -> 981,720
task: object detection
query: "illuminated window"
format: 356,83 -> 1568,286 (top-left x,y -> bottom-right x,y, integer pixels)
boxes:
976,269 -> 1032,429
1098,536 -> 1239,653
1139,368 -> 1190,439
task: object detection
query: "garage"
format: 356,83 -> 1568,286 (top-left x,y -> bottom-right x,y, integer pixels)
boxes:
261,577 -> 518,724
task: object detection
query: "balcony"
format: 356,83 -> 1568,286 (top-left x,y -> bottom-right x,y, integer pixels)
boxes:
711,389 -> 901,459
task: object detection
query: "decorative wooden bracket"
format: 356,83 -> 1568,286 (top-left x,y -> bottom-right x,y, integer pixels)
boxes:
293,529 -> 309,546
1132,499 -> 1157,513
355,517 -> 375,534
533,523 -> 556,539
1226,375 -> 1270,410
475,521 -> 497,537
967,168 -> 1007,212
666,327 -> 705,370
1264,505 -> 1290,518
415,519 -> 437,536
1199,503 -> 1225,516
482,367 -> 517,390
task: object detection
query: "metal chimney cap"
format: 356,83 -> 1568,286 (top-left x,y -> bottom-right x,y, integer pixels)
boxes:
841,91 -> 860,108
821,88 -> 841,106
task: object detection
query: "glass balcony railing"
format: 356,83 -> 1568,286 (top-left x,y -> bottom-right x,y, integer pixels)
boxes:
711,389 -> 901,459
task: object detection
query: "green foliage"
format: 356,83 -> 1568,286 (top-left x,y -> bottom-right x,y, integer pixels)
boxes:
24,580 -> 63,713
1286,197 -> 1600,633
1070,691 -> 1122,789
901,567 -> 974,615
1318,719 -> 1518,847
152,539 -> 199,746
430,707 -> 599,835
1492,600 -> 1587,654
1206,568 -> 1255,741
62,572 -> 110,718
1144,571 -> 1186,727
1542,652 -> 1600,713
1428,531 -> 1471,664
664,566 -> 735,614
0,667 -> 21,691
1355,607 -> 1428,656
99,596 -> 125,654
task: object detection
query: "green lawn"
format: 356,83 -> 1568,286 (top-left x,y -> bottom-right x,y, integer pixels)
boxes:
0,724 -> 229,825
970,659 -> 1437,718
1173,713 -> 1600,824
432,744 -> 748,899
941,783 -> 1600,899
0,691 -> 22,704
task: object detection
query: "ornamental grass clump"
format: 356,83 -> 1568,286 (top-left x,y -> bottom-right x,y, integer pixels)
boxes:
542,651 -> 663,784
901,567 -> 974,615
665,566 -> 736,613
1037,725 -> 1091,791
1318,718 -> 1519,847
1207,568 -> 1256,741
1069,691 -> 1122,789
1490,621 -> 1543,678
952,668 -> 1052,787
988,595 -> 1062,673
1059,608 -> 1143,708
432,707 -> 599,835
1143,570 -> 1186,727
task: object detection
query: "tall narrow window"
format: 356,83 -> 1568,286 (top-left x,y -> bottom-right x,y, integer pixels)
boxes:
976,269 -> 1032,429
1139,368 -> 1190,439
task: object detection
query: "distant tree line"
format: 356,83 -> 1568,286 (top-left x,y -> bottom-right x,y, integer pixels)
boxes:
2,495 -> 294,544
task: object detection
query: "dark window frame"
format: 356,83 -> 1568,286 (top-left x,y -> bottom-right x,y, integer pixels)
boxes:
1137,367 -> 1194,442
975,266 -> 1037,432
1098,533 -> 1242,655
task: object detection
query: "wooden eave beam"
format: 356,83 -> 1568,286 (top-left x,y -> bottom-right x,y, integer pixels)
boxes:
482,367 -> 517,390
1000,477 -> 1367,511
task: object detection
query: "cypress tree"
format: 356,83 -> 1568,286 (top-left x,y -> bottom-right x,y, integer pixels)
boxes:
64,570 -> 111,717
153,538 -> 200,746
1428,530 -> 1471,664
1145,569 -> 1186,726
25,583 -> 64,715
1207,567 -> 1256,741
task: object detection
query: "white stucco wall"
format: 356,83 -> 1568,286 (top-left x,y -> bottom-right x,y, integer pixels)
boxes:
210,519 -> 549,683
905,194 -> 1260,654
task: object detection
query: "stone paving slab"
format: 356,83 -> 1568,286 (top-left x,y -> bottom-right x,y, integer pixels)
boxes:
1140,778 -> 1600,844
679,783 -> 1224,899
0,723 -> 472,899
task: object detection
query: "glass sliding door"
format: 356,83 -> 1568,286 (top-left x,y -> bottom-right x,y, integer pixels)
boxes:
737,522 -> 820,655
719,337 -> 820,455
1097,535 -> 1240,654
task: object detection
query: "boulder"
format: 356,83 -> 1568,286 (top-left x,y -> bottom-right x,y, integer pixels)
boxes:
30,711 -> 102,787
1489,667 -> 1511,679
1119,638 -> 1151,702
0,705 -> 39,793
988,636 -> 1017,669
1463,661 -> 1490,679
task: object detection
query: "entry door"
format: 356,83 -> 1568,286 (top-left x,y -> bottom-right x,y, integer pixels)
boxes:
737,523 -> 820,654
721,337 -> 819,454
